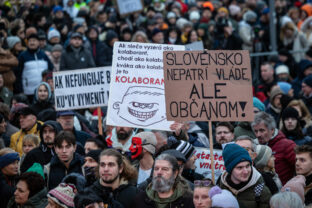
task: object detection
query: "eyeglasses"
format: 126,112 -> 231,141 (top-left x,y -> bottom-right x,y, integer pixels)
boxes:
194,180 -> 212,187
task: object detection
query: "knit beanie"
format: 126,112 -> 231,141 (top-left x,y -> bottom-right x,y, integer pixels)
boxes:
303,74 -> 312,88
47,183 -> 76,208
218,7 -> 229,15
208,186 -> 239,208
253,97 -> 265,111
229,4 -> 241,16
253,145 -> 272,169
281,175 -> 306,203
74,189 -> 103,208
26,162 -> 45,179
171,140 -> 195,161
189,11 -> 200,21
275,65 -> 289,75
222,143 -> 252,173
6,36 -> 21,49
86,149 -> 102,162
163,149 -> 186,163
133,131 -> 157,155
61,173 -> 86,193
277,82 -> 291,94
243,10 -> 257,22
48,29 -> 61,40
269,87 -> 284,104
282,107 -> 299,121
52,44 -> 63,52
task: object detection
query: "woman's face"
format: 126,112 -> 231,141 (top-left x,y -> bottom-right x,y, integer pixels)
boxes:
22,141 -> 36,154
267,156 -> 275,169
193,187 -> 212,208
190,31 -> 198,42
14,180 -> 30,205
1,160 -> 19,176
38,85 -> 49,101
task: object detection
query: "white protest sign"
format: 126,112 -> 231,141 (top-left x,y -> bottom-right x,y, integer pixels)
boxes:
107,42 -> 185,131
117,0 -> 143,16
54,67 -> 111,110
194,147 -> 225,180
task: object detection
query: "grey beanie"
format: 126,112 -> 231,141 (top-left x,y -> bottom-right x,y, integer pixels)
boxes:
254,145 -> 272,169
243,10 -> 257,22
51,44 -> 63,52
6,36 -> 21,49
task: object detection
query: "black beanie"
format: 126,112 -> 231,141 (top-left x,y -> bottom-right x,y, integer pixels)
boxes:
86,149 -> 102,162
282,107 -> 299,121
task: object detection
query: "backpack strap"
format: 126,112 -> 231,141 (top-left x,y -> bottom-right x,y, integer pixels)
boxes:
254,182 -> 265,204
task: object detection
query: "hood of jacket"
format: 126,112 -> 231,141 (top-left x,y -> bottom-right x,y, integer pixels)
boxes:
221,166 -> 261,195
39,120 -> 63,145
33,82 -> 53,104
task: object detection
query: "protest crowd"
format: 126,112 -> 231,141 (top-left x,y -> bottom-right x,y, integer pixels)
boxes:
1,0 -> 312,207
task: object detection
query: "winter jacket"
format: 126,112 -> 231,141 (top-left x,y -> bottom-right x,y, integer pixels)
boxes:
88,179 -> 138,208
133,176 -> 195,208
234,121 -> 256,139
7,187 -> 48,208
268,130 -> 296,185
0,48 -> 18,91
0,171 -> 17,208
238,21 -> 255,52
219,167 -> 271,208
44,152 -> 84,190
88,39 -> 108,67
10,121 -> 43,156
20,120 -> 62,173
60,45 -> 95,71
305,174 -> 312,205
302,95 -> 312,114
16,48 -> 53,95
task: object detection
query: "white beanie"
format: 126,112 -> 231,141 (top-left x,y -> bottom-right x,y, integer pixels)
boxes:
189,11 -> 200,21
275,65 -> 289,75
209,186 -> 239,208
6,36 -> 21,49
48,29 -> 61,40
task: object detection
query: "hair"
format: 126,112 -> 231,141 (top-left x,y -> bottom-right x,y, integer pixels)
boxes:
235,135 -> 256,152
295,145 -> 312,160
131,30 -> 149,43
287,99 -> 312,120
86,137 -> 105,150
270,191 -> 304,208
0,148 -> 15,158
155,153 -> 179,173
18,172 -> 45,198
0,102 -> 10,120
252,111 -> 276,130
11,93 -> 29,105
54,131 -> 76,147
280,22 -> 296,41
99,149 -> 137,182
260,61 -> 274,70
23,134 -> 40,147
216,122 -> 234,133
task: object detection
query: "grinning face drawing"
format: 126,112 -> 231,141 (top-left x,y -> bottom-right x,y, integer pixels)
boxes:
113,86 -> 166,126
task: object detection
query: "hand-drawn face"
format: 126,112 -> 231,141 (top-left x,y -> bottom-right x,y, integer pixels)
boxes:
129,137 -> 143,160
113,86 -> 166,126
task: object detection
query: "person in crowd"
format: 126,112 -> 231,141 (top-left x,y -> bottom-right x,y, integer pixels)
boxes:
31,82 -> 54,115
270,191 -> 304,208
15,33 -> 53,98
0,73 -> 13,106
213,122 -> 235,149
251,111 -> 296,185
10,106 -> 43,156
44,130 -> 84,190
292,59 -> 312,98
87,26 -> 107,67
60,32 -> 95,71
265,87 -> 284,125
106,126 -> 136,155
83,149 -> 101,187
294,145 -> 312,205
129,131 -> 157,185
7,172 -> 48,208
101,30 -> 119,66
255,62 -> 277,102
88,148 -> 138,208
0,148 -> 20,207
46,44 -> 62,72
0,103 -> 18,146
301,74 -> 312,113
46,182 -> 76,208
0,113 -> 7,148
20,134 -> 40,165
21,120 -> 62,173
281,107 -> 312,145
208,185 -> 239,208
235,135 -> 257,161
281,175 -> 306,204
133,153 -> 195,208
275,65 -> 291,82
84,136 -> 105,154
193,179 -> 213,208
56,110 -> 91,146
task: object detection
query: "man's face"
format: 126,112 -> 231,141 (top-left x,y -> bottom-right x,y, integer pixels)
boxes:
215,126 -> 234,144
57,115 -> 74,131
193,187 -> 212,208
27,38 -> 39,50
152,160 -> 177,193
84,141 -> 99,154
302,82 -> 312,97
116,127 -> 133,141
152,32 -> 164,44
230,161 -> 252,184
260,64 -> 274,83
19,114 -> 36,130
84,156 -> 98,168
284,117 -> 298,131
129,137 -> 143,160
273,94 -> 282,109
55,141 -> 76,164
42,125 -> 56,146
235,140 -> 256,161
252,122 -> 274,144
0,118 -> 7,134
99,155 -> 122,184
70,37 -> 83,48
55,11 -> 64,19
296,153 -> 312,176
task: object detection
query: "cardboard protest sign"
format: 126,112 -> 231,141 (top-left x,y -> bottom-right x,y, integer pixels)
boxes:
194,147 -> 225,180
107,42 -> 185,131
163,50 -> 253,122
116,0 -> 143,16
54,67 -> 111,110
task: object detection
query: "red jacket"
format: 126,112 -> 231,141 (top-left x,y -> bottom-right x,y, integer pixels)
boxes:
268,131 -> 296,185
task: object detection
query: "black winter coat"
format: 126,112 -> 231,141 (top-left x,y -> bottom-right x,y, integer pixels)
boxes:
0,171 -> 18,208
